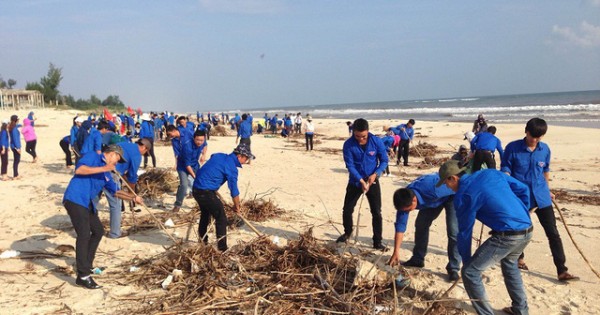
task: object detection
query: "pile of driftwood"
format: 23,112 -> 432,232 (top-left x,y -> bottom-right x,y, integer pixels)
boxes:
137,168 -> 178,199
211,125 -> 231,137
101,211 -> 196,234
108,229 -> 465,314
410,142 -> 441,157
551,189 -> 600,206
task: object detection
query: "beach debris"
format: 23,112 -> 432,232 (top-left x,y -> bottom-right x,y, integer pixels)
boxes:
105,228 -> 465,314
210,125 -> 231,137
137,168 -> 178,199
164,218 -> 175,228
0,250 -> 20,259
55,244 -> 75,253
410,141 -> 441,157
221,196 -> 286,223
551,189 -> 600,206
129,266 -> 140,273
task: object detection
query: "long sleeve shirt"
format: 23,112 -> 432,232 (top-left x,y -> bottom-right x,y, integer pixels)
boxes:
81,128 -> 102,154
342,133 -> 388,187
237,116 -> 253,139
394,174 -> 455,233
1,130 -> 9,151
398,124 -> 414,141
115,142 -> 142,184
193,153 -> 242,198
454,170 -> 531,265
140,120 -> 154,139
471,132 -> 504,159
183,139 -> 208,173
63,153 -> 118,213
9,127 -> 21,149
70,126 -> 79,147
501,138 -> 552,209
171,129 -> 193,171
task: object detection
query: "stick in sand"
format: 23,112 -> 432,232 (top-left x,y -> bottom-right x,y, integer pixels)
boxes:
553,200 -> 600,279
112,171 -> 179,244
354,193 -> 365,244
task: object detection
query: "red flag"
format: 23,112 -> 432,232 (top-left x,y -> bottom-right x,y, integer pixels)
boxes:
137,108 -> 142,115
127,106 -> 135,115
103,108 -> 113,121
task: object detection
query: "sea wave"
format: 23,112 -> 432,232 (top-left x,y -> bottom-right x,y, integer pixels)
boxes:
310,103 -> 600,115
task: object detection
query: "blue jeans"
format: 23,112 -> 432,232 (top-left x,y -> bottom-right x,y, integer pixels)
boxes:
175,169 -> 193,207
103,173 -> 122,238
462,230 -> 532,315
410,198 -> 460,272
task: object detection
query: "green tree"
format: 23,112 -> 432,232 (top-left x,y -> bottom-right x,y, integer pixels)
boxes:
90,94 -> 102,105
40,63 -> 63,103
102,95 -> 124,108
26,81 -> 43,91
7,79 -> 16,89
0,76 -> 6,88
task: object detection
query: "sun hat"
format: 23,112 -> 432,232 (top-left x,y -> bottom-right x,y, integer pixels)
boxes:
436,160 -> 467,187
233,143 -> 255,160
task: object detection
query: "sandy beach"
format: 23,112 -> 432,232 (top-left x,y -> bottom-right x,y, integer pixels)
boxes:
1,108 -> 599,314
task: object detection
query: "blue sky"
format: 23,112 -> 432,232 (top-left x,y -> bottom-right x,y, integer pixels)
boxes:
1,0 -> 599,112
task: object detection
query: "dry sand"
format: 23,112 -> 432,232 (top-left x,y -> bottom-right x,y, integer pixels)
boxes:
1,108 -> 599,314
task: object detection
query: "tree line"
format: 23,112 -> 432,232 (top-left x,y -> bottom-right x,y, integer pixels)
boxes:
1,63 -> 126,111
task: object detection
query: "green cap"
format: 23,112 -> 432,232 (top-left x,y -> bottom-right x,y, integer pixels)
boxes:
104,144 -> 127,163
436,160 -> 466,187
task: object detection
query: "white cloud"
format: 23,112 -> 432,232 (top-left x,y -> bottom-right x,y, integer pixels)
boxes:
552,21 -> 600,47
198,0 -> 285,14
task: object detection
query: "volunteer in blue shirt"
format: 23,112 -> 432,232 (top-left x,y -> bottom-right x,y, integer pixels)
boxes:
166,125 -> 193,212
63,145 -> 142,289
192,143 -> 254,251
140,113 -> 156,168
336,118 -> 389,250
102,139 -> 150,238
437,160 -> 532,315
184,130 -> 208,180
389,173 -> 460,281
153,113 -> 164,141
59,135 -> 73,168
236,114 -> 253,148
501,117 -> 578,282
8,115 -> 22,179
81,121 -> 110,155
197,121 -> 211,140
396,119 -> 415,166
1,120 -> 9,180
470,125 -> 503,172
270,115 -> 278,134
380,133 -> 395,176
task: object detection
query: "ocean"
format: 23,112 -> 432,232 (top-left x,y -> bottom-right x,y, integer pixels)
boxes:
243,90 -> 600,128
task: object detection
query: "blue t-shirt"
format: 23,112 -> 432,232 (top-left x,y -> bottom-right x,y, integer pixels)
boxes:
238,116 -> 253,139
471,132 -> 503,158
193,153 -> 241,198
9,126 -> 21,149
454,170 -> 531,264
63,153 -> 118,213
81,128 -> 102,154
501,138 -> 551,208
398,124 -> 414,141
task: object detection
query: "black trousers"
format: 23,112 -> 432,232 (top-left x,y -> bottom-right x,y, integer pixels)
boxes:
305,134 -> 314,150
192,189 -> 229,251
64,200 -> 104,277
25,140 -> 37,159
143,138 -> 156,167
11,148 -> 20,177
59,139 -> 73,166
472,150 -> 495,172
240,137 -> 251,149
342,179 -> 383,244
1,150 -> 8,175
520,205 -> 568,275
397,140 -> 410,165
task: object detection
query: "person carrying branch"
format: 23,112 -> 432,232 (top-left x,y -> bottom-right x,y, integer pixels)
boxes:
336,118 -> 389,251
192,143 -> 254,251
62,145 -> 142,289
501,117 -> 579,282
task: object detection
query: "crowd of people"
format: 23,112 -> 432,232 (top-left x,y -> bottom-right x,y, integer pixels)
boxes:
9,107 -> 574,314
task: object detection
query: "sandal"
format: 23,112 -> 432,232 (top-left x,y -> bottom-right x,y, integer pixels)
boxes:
517,260 -> 529,271
558,272 -> 580,282
502,307 -> 515,315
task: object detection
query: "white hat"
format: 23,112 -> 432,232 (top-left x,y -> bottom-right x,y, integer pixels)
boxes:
2,119 -> 8,124
463,131 -> 475,142
75,116 -> 86,123
140,113 -> 151,121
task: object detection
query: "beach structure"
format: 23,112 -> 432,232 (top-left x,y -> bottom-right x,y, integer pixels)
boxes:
0,89 -> 45,110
